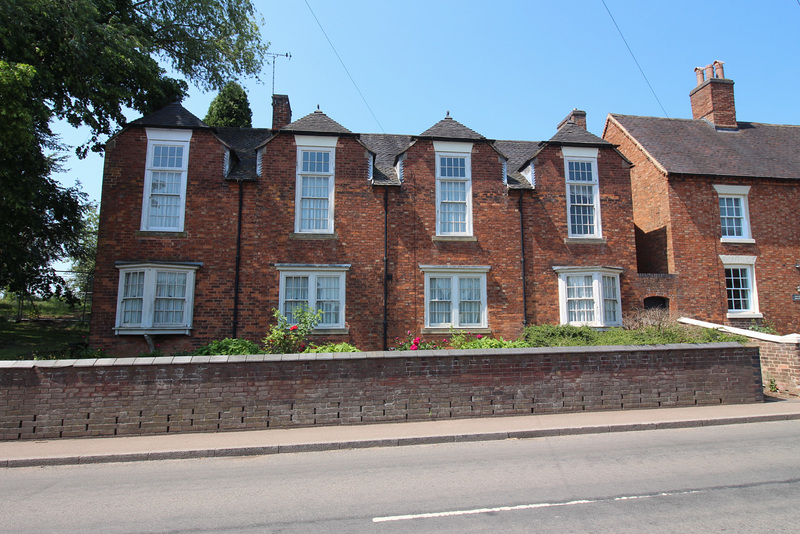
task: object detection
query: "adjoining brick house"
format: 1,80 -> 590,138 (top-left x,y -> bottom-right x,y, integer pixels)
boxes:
90,96 -> 638,356
604,61 -> 800,334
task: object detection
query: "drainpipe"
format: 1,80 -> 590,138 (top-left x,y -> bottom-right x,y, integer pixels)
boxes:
519,190 -> 528,326
382,187 -> 389,350
232,180 -> 244,338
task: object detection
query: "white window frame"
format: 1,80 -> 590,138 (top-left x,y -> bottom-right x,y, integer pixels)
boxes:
114,262 -> 199,335
294,135 -> 337,234
277,264 -> 350,330
434,141 -> 473,237
563,147 -> 602,239
141,129 -> 192,232
719,255 -> 761,318
713,184 -> 754,244
420,265 -> 489,330
554,266 -> 622,327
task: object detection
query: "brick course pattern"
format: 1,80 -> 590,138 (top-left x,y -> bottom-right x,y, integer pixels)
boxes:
0,344 -> 763,441
750,339 -> 800,396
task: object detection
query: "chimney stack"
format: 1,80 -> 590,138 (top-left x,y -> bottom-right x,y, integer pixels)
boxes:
557,109 -> 587,130
690,60 -> 737,129
272,94 -> 292,130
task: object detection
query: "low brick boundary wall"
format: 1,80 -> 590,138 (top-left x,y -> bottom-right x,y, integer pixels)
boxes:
0,343 -> 763,441
679,317 -> 800,397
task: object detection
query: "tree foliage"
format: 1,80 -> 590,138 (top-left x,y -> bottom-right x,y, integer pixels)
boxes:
69,205 -> 99,296
204,81 -> 253,127
1,0 -> 268,154
0,0 -> 268,299
0,60 -> 87,299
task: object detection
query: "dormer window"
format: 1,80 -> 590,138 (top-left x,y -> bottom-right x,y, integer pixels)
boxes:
141,129 -> 192,232
434,141 -> 473,236
294,135 -> 337,234
563,146 -> 601,239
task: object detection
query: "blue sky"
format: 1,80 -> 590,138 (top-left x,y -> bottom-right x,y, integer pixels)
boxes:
53,0 -> 800,204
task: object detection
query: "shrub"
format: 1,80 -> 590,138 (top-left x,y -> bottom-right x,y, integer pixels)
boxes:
306,342 -> 360,353
262,307 -> 321,354
193,338 -> 260,356
449,331 -> 525,349
523,324 -> 603,347
522,322 -> 747,347
391,331 -> 443,351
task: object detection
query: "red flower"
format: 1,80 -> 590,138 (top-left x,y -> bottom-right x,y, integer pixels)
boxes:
289,325 -> 298,331
476,334 -> 483,339
410,344 -> 418,350
413,337 -> 421,345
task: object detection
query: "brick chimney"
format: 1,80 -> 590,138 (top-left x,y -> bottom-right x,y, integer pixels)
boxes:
690,60 -> 737,129
272,94 -> 292,130
557,109 -> 587,130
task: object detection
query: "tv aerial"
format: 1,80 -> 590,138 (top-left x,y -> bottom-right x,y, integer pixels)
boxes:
266,52 -> 292,95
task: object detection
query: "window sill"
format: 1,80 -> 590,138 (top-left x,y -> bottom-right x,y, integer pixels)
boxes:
313,327 -> 350,335
564,237 -> 606,244
432,235 -> 477,242
421,327 -> 491,335
136,231 -> 188,238
115,327 -> 192,336
726,312 -> 763,319
290,232 -> 339,240
720,238 -> 756,244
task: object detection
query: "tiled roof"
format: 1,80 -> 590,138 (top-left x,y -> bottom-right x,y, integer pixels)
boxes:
213,127 -> 272,181
283,109 -> 353,134
360,134 -> 414,185
549,121 -> 611,146
610,114 -> 800,179
128,102 -> 208,129
419,114 -> 485,140
493,140 -> 541,189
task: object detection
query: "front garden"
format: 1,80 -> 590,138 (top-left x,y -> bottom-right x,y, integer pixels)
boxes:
0,304 -> 747,361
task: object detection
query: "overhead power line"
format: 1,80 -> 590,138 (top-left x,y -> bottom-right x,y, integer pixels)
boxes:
304,0 -> 385,133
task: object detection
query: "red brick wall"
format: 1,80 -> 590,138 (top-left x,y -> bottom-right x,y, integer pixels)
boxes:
604,117 -> 800,334
523,144 -> 639,324
0,344 -> 763,441
750,339 -> 800,396
603,117 -> 671,274
90,128 -> 241,356
386,140 -> 526,344
91,126 -> 640,356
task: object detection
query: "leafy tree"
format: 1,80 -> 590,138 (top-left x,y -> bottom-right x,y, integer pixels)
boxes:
0,60 -> 87,300
0,0 -> 268,299
69,205 -> 99,296
204,81 -> 253,127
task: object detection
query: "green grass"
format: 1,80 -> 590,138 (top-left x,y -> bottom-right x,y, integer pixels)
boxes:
0,319 -> 91,360
0,295 -> 94,360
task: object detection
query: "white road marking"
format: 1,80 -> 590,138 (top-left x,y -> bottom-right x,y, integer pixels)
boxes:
372,489 -> 703,523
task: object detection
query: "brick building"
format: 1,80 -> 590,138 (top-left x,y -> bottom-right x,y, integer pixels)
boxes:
604,61 -> 800,334
90,97 -> 638,356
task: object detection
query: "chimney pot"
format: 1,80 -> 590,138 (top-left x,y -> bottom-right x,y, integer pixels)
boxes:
694,67 -> 705,85
704,64 -> 714,80
713,60 -> 725,79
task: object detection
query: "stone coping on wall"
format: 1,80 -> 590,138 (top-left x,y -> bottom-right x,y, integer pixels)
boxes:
679,317 -> 800,344
0,342 -> 746,369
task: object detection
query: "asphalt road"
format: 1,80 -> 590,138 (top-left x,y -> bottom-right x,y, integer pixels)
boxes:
3,420 -> 799,533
